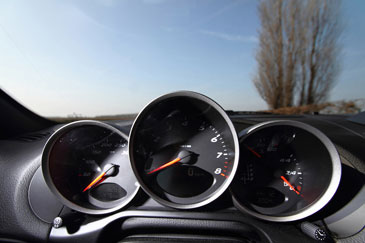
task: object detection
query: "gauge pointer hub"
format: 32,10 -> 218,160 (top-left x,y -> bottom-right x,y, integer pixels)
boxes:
83,164 -> 118,192
178,150 -> 198,164
147,150 -> 197,175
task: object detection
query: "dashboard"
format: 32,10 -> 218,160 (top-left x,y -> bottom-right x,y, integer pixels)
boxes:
0,91 -> 364,243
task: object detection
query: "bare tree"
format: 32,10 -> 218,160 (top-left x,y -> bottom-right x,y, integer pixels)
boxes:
254,0 -> 342,109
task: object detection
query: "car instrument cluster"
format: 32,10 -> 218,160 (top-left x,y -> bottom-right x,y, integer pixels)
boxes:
41,91 -> 342,222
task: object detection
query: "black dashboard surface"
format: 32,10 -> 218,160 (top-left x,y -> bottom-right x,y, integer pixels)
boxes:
0,113 -> 364,243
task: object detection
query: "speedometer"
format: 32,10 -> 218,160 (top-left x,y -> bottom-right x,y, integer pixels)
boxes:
42,121 -> 139,214
129,91 -> 239,209
231,120 -> 342,222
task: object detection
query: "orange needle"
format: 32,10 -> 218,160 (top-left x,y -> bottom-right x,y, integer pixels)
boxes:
245,145 -> 262,158
280,176 -> 300,195
83,172 -> 106,192
82,164 -> 117,192
147,157 -> 181,174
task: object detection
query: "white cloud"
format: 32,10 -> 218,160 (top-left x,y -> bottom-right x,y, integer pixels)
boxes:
201,30 -> 258,43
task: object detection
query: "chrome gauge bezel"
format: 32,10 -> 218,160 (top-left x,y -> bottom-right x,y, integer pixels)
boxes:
231,120 -> 342,222
129,91 -> 240,209
42,120 -> 140,215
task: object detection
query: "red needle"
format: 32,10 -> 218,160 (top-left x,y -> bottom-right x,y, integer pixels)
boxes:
245,145 -> 262,158
83,172 -> 106,192
83,164 -> 116,192
147,157 -> 181,174
280,176 -> 300,195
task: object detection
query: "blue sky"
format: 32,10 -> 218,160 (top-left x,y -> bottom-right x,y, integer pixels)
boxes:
0,0 -> 364,117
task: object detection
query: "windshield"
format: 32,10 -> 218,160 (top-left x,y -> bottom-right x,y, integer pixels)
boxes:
0,0 -> 364,120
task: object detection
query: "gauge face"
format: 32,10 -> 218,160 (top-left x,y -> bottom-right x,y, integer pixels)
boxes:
231,121 -> 341,222
42,121 -> 139,214
129,91 -> 239,209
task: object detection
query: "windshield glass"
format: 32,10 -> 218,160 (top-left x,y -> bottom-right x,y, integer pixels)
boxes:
1,0 -> 364,120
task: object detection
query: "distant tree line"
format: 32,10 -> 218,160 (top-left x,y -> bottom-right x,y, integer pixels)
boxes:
254,0 -> 342,109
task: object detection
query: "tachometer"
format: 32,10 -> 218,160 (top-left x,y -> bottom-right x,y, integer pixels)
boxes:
129,91 -> 239,209
42,120 -> 139,214
231,120 -> 341,222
